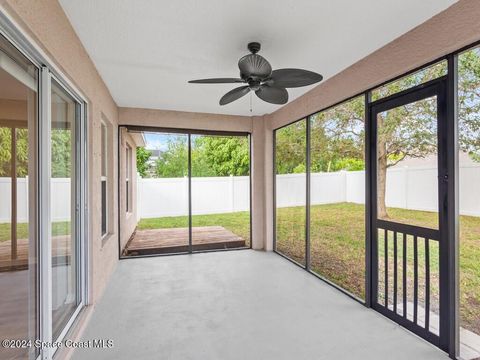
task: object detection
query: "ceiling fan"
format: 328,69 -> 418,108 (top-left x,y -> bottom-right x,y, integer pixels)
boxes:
188,42 -> 323,106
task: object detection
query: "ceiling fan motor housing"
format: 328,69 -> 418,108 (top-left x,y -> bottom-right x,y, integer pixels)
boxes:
247,42 -> 261,54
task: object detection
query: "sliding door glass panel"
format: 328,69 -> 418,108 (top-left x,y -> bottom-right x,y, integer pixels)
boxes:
51,80 -> 80,340
0,35 -> 39,359
127,131 -> 189,255
275,120 -> 306,265
458,47 -> 480,360
309,95 -> 366,299
191,134 -> 250,251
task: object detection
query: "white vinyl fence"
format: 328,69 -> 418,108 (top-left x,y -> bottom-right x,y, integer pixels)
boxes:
137,175 -> 250,219
1,164 -> 479,223
276,165 -> 480,217
0,177 -> 71,223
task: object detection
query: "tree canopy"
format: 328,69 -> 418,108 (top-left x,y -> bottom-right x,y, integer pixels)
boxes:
150,135 -> 250,178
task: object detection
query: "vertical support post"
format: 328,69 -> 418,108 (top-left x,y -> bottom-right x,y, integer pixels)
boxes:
445,53 -> 459,359
188,134 -> 192,253
305,117 -> 311,271
365,92 -> 372,307
230,174 -> 235,213
39,66 -> 52,360
272,130 -> 277,252
11,127 -> 17,260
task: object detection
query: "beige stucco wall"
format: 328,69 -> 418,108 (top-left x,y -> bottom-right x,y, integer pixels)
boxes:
118,128 -> 139,252
264,0 -> 480,250
119,107 -> 252,132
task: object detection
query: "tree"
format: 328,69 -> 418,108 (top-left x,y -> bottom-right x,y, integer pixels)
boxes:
152,135 -> 250,178
51,129 -> 72,178
374,63 -> 445,218
194,136 -> 249,176
310,96 -> 365,173
275,121 -> 307,174
136,147 -> 151,177
0,127 -> 29,177
155,137 -> 188,177
458,48 -> 480,162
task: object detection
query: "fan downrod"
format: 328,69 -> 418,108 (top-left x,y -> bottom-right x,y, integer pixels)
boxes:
247,42 -> 261,54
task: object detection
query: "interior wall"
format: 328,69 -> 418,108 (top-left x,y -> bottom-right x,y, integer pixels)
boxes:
0,98 -> 27,120
0,0 -> 120,317
264,0 -> 480,251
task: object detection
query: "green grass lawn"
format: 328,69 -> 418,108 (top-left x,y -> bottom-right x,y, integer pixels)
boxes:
0,221 -> 71,242
276,203 -> 480,335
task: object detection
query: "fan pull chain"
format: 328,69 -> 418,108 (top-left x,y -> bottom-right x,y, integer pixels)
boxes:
250,92 -> 253,113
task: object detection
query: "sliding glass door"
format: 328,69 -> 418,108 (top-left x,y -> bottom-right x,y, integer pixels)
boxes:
0,30 -> 87,359
120,127 -> 251,257
0,33 -> 39,360
50,80 -> 82,340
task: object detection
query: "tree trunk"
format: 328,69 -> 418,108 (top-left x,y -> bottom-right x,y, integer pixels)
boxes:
377,132 -> 388,219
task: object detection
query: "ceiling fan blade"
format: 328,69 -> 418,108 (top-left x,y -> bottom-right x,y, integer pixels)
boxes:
255,85 -> 288,105
219,86 -> 251,105
268,68 -> 323,88
189,78 -> 244,84
238,54 -> 272,79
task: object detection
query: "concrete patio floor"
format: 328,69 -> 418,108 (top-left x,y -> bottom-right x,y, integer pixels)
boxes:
72,250 -> 448,360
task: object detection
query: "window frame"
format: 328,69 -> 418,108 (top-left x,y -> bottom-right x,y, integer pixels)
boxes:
125,143 -> 132,213
100,120 -> 108,238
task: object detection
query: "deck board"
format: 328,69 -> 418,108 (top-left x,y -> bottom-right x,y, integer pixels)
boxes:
0,236 -> 71,271
124,226 -> 246,255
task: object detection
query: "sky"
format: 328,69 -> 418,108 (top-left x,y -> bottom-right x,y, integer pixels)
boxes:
143,132 -> 186,150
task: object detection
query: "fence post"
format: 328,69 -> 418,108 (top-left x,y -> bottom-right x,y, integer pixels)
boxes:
136,172 -> 141,222
403,166 -> 409,210
230,175 -> 235,212
184,176 -> 189,214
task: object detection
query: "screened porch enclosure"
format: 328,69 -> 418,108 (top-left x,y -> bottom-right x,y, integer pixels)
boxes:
119,127 -> 251,257
274,52 -> 480,359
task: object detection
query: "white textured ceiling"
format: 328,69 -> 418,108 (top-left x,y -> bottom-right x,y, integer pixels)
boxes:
59,0 -> 457,116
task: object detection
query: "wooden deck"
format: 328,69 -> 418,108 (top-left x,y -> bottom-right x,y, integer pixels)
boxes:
0,236 -> 71,272
124,226 -> 246,256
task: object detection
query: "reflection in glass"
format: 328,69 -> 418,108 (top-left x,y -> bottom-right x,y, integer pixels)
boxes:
51,80 -> 79,340
0,35 -> 38,359
275,120 -> 307,265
